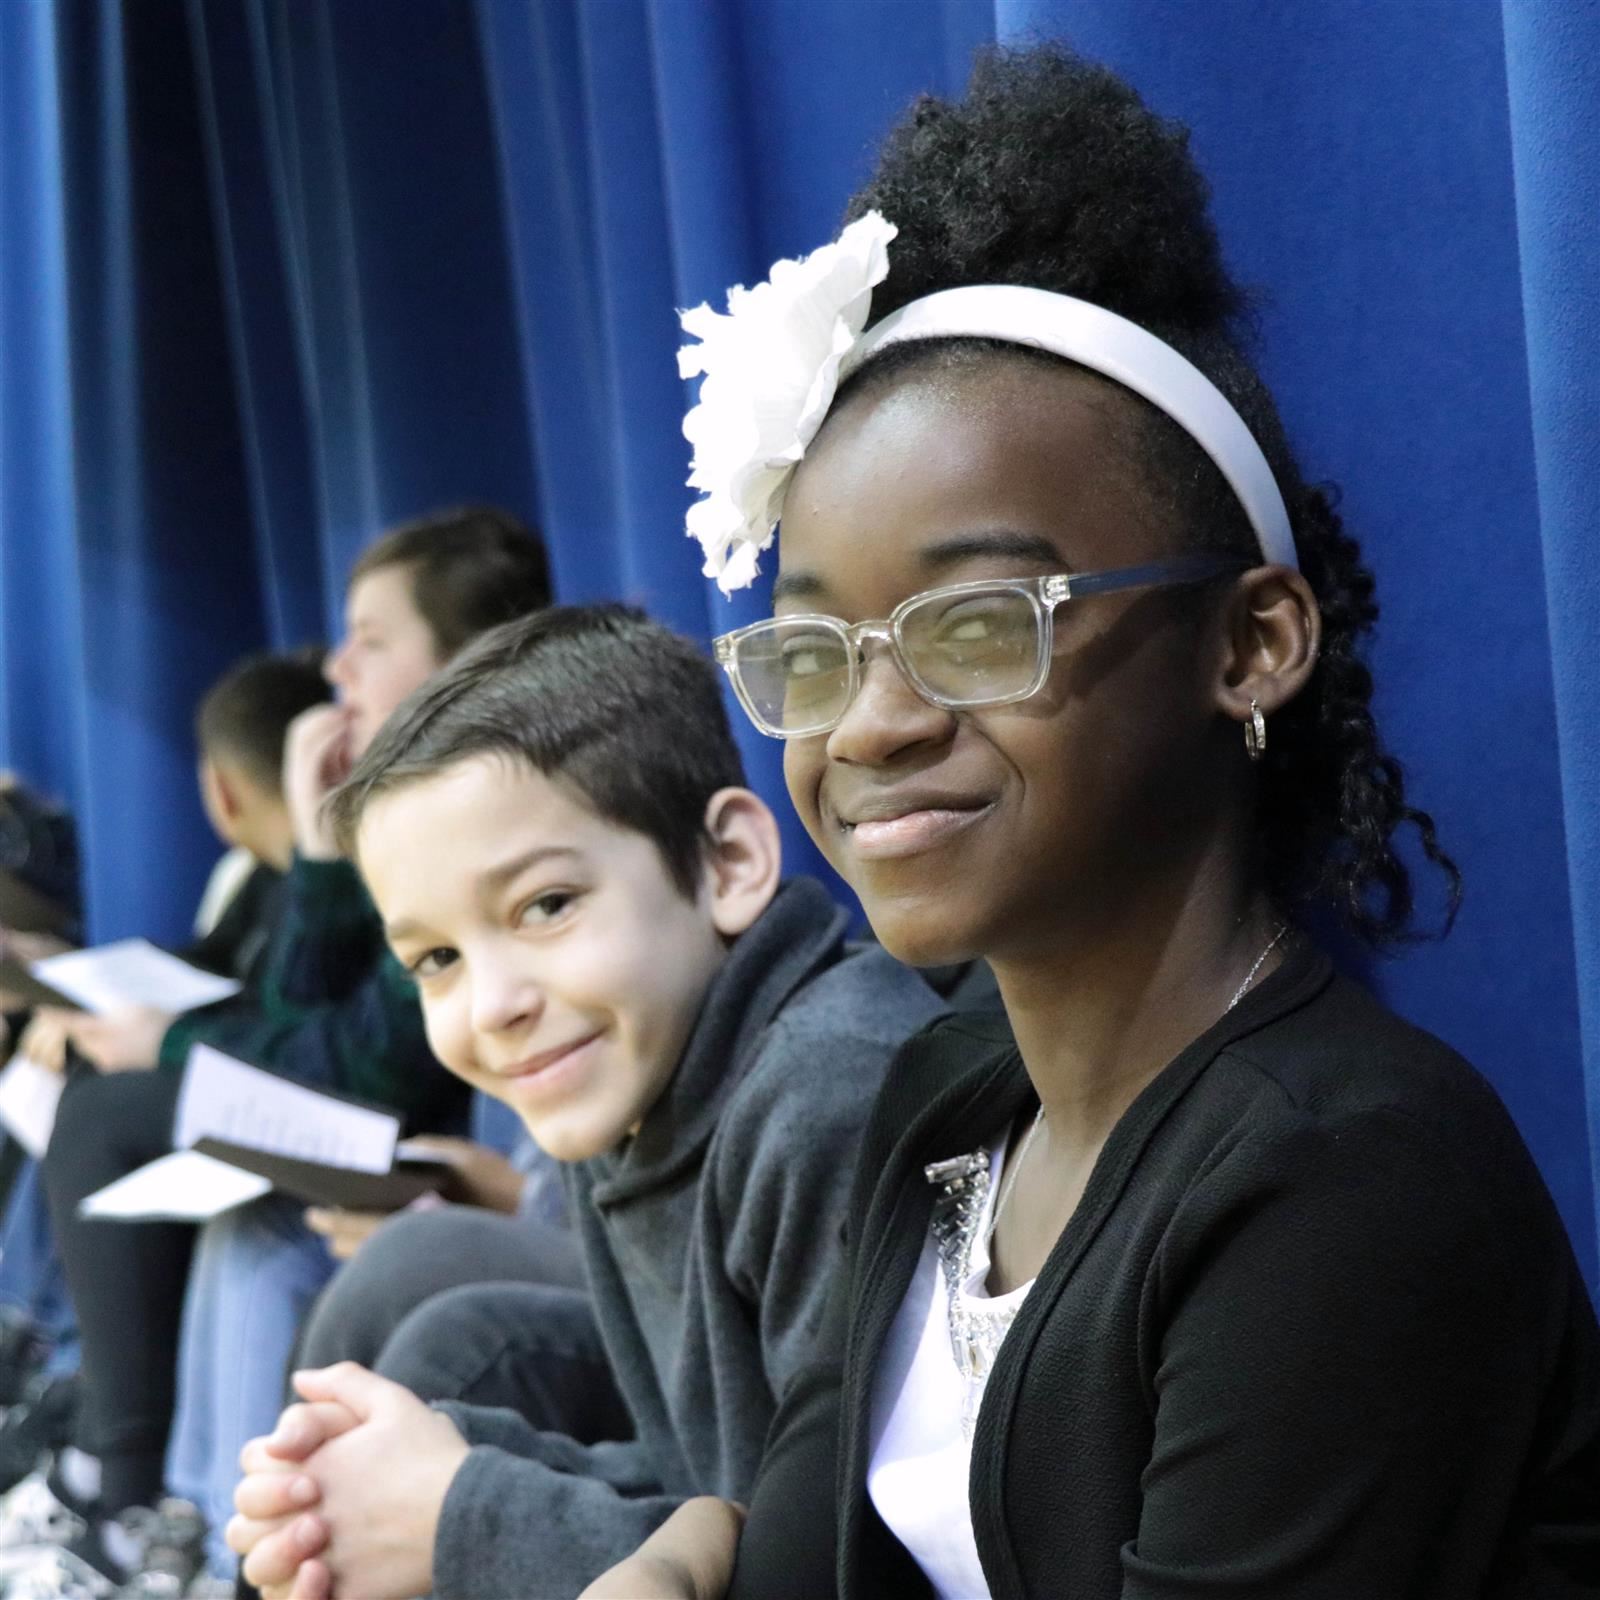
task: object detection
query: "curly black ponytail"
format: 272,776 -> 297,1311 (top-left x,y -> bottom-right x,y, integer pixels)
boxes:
1263,483 -> 1460,942
840,42 -> 1459,948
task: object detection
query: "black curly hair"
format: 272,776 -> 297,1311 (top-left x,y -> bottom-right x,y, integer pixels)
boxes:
836,43 -> 1458,948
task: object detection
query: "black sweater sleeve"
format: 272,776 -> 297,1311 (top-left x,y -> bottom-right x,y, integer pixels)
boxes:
726,1265 -> 847,1600
1120,1104 -> 1580,1597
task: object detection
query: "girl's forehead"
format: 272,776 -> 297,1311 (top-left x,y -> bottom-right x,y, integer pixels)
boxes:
779,363 -> 1160,598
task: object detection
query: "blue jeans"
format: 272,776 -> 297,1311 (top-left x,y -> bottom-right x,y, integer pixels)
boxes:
0,1157 -> 78,1378
165,1196 -> 338,1577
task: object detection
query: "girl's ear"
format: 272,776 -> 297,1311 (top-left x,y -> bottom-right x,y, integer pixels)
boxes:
1212,565 -> 1322,733
699,788 -> 783,937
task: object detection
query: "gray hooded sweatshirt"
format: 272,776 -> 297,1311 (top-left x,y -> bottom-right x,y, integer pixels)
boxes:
432,878 -> 946,1598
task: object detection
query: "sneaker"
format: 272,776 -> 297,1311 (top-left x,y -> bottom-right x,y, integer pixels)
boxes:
112,1500 -> 205,1599
0,1377 -> 80,1497
179,1576 -> 234,1599
0,1470 -> 89,1554
0,1499 -> 206,1599
0,1311 -> 49,1412
0,1541 -> 115,1598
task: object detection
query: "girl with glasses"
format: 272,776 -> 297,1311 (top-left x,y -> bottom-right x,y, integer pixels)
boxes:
586,43 -> 1600,1600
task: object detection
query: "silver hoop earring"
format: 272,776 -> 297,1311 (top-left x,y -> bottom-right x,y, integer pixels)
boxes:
1244,699 -> 1266,761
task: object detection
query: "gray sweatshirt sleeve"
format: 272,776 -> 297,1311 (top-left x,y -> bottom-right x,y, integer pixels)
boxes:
426,1019 -> 877,1600
433,1433 -> 683,1600
714,953 -> 944,1397
433,1401 -> 660,1494
431,958 -> 940,1599
711,1010 -> 904,1397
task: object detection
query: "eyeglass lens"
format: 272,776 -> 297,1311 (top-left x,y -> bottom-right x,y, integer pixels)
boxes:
734,587 -> 1044,732
897,586 -> 1041,703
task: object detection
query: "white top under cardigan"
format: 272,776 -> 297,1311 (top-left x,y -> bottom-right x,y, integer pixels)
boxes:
867,1139 -> 1037,1600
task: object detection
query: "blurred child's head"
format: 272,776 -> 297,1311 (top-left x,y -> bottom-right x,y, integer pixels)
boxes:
327,505 -> 552,756
196,649 -> 331,868
330,605 -> 782,1160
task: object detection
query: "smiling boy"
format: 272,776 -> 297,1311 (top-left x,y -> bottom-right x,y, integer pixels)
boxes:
229,605 -> 947,1600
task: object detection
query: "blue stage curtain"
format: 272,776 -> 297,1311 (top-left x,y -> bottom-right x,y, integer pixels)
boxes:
985,0 -> 1600,1288
1,0 -> 1595,1281
1501,0 -> 1600,1299
472,0 -> 992,879
0,0 -> 536,941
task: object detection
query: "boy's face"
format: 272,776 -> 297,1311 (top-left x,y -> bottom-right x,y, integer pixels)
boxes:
326,566 -> 443,757
358,755 -> 728,1161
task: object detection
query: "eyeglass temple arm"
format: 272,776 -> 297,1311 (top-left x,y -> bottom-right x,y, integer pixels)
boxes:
1061,553 -> 1253,600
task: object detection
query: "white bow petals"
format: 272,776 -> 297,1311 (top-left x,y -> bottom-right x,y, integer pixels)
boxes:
677,211 -> 897,594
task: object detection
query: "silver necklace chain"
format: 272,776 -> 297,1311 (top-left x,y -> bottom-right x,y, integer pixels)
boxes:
1226,921 -> 1290,1013
986,1105 -> 1045,1244
989,920 -> 1291,1243
924,920 -> 1293,1430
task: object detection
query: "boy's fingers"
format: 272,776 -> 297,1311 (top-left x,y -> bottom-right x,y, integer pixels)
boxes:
242,1514 -> 330,1588
291,1558 -> 334,1600
234,1471 -> 319,1520
226,1511 -> 294,1556
291,1360 -> 397,1418
265,1398 -> 362,1458
239,1436 -> 285,1475
263,1405 -> 323,1460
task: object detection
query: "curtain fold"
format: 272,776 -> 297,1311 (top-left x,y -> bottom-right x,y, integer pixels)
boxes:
992,0 -> 1597,1284
0,2 -> 86,803
0,0 -> 536,944
1501,0 -> 1600,1292
3,0 -> 269,940
474,0 -> 992,881
0,0 -> 1595,1278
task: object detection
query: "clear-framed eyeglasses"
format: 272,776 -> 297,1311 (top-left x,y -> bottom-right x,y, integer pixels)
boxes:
712,554 -> 1249,740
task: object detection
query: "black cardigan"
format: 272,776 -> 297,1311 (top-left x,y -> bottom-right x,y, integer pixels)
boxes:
729,944 -> 1600,1598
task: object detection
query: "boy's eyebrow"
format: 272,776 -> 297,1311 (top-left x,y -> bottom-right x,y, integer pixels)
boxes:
383,846 -> 586,942
474,844 -> 587,899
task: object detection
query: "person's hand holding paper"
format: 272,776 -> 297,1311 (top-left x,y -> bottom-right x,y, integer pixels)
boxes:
67,1004 -> 174,1073
303,1208 -> 387,1261
393,1136 -> 526,1214
17,1008 -> 77,1074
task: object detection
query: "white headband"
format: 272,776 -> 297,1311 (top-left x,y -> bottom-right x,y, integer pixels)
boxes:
677,210 -> 1296,593
841,286 -> 1297,570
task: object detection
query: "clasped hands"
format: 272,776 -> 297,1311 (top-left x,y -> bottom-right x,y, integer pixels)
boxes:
227,1363 -> 469,1600
233,1367 -> 744,1600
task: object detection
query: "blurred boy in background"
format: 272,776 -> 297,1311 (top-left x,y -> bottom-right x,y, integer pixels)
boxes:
0,508 -> 550,1600
0,648 -> 333,1489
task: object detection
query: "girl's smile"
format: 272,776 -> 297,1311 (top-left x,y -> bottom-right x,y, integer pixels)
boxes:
831,788 -> 996,859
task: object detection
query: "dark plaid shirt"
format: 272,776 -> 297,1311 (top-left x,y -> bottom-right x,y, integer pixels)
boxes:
158,855 -> 463,1132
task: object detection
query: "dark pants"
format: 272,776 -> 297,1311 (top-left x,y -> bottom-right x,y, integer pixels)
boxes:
296,1205 -> 630,1441
41,1068 -> 185,1513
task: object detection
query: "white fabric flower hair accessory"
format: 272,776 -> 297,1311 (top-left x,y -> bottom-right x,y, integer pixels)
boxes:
677,210 -> 898,595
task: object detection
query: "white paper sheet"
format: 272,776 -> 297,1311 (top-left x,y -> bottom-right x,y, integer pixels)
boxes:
79,1150 -> 271,1222
31,939 -> 241,1015
0,1054 -> 65,1157
174,1044 -> 399,1174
